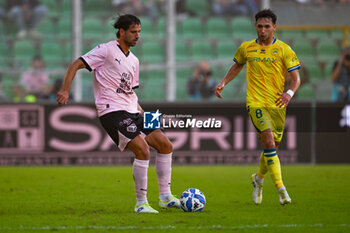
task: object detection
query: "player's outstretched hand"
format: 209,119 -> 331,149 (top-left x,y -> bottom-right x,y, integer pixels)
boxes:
57,90 -> 69,106
215,83 -> 225,98
275,92 -> 291,108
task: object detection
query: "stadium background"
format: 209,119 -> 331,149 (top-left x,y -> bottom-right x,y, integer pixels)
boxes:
0,0 -> 349,165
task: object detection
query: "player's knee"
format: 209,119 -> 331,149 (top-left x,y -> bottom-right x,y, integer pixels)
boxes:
163,140 -> 173,153
263,139 -> 276,149
157,138 -> 173,154
135,144 -> 150,160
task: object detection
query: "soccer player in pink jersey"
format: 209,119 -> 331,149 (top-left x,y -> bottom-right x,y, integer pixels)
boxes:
57,14 -> 180,213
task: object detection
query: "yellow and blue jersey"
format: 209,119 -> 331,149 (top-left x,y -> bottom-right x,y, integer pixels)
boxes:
234,37 -> 300,108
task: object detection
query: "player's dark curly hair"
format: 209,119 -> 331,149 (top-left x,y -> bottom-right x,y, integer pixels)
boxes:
113,14 -> 141,38
255,9 -> 277,24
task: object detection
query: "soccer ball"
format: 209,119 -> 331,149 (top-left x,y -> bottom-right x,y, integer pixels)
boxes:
180,188 -> 206,212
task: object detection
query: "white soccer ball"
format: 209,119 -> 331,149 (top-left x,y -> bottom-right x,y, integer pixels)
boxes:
180,188 -> 206,212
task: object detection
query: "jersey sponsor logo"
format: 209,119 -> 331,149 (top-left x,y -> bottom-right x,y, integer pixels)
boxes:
272,49 -> 279,56
121,72 -> 131,81
116,73 -> 132,94
116,88 -> 132,95
249,57 -> 277,63
143,110 -> 161,129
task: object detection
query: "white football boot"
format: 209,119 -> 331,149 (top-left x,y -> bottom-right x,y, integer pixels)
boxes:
134,202 -> 159,213
278,188 -> 292,205
251,173 -> 263,205
159,195 -> 181,208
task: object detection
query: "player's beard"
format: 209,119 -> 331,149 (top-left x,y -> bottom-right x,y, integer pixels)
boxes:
259,34 -> 272,43
259,34 -> 266,41
125,37 -> 138,47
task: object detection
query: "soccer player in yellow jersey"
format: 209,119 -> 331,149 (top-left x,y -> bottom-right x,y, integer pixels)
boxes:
215,9 -> 301,205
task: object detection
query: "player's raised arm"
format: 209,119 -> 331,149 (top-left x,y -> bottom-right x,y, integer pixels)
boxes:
57,58 -> 86,106
215,62 -> 244,98
276,69 -> 301,108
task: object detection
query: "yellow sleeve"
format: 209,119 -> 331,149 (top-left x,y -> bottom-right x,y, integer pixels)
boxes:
233,43 -> 247,66
284,45 -> 300,72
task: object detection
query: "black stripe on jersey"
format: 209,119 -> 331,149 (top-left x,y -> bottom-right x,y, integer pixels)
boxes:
233,58 -> 245,66
79,57 -> 92,72
132,85 -> 139,89
288,64 -> 301,72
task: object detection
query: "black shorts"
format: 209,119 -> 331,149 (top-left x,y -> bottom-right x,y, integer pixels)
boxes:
99,111 -> 155,151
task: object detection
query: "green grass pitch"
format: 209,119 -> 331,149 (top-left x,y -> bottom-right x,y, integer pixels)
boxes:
0,165 -> 349,233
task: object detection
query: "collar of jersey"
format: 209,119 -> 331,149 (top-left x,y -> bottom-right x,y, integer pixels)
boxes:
255,37 -> 276,46
116,40 -> 130,57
